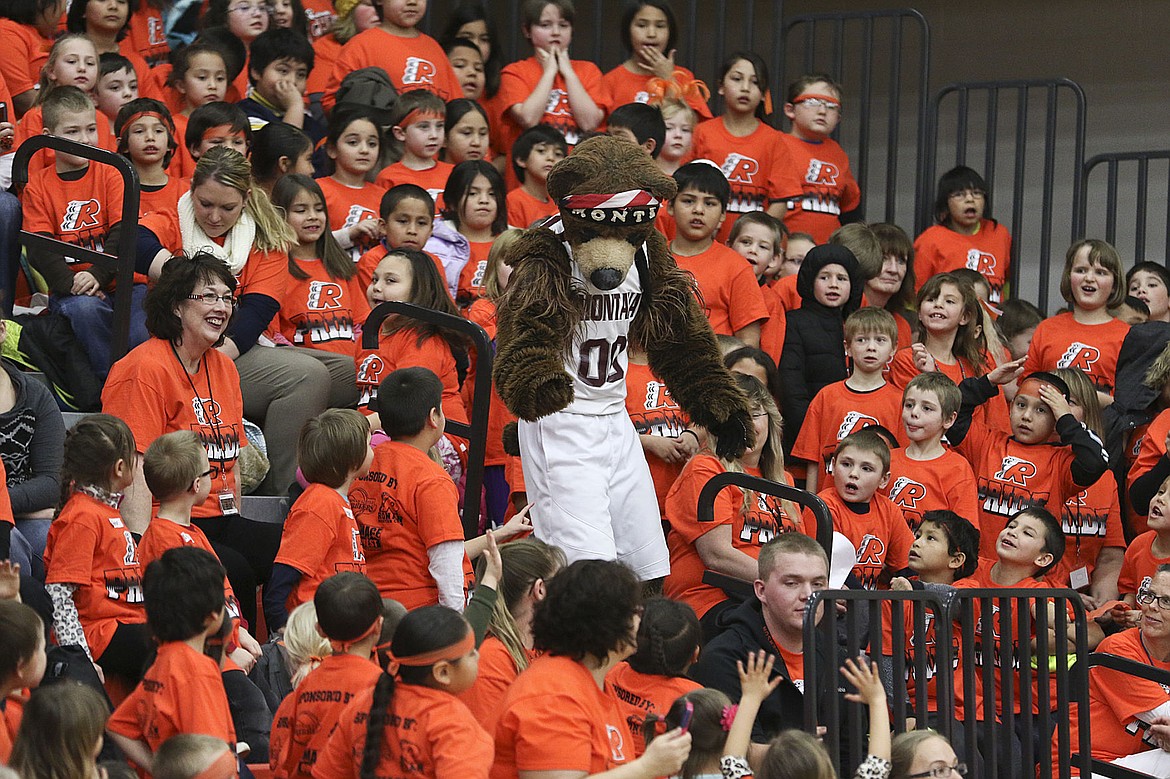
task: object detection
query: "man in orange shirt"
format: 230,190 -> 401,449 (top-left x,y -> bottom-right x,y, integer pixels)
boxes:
107,547 -> 237,775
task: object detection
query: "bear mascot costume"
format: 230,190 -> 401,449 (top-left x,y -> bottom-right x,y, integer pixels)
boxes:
494,135 -> 754,579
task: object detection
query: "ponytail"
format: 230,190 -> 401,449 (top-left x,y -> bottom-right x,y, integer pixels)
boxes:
360,673 -> 397,779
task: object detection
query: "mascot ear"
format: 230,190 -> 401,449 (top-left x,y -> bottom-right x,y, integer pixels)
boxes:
647,168 -> 678,203
545,151 -> 594,203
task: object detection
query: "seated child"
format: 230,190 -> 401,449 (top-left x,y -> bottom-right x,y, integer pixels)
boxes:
115,98 -> 185,218
107,547 -> 237,774
348,367 -> 473,610
374,89 -> 453,206
792,307 -> 903,493
505,124 -> 565,228
238,28 -> 325,143
880,371 -> 979,531
184,101 -> 251,166
817,429 -> 914,590
772,73 -> 861,243
668,161 -> 769,347
654,98 -> 696,179
270,572 -> 383,779
94,53 -> 139,126
778,243 -> 864,447
996,298 -> 1045,361
950,368 -> 1109,561
318,107 -> 387,263
1119,473 -> 1170,613
23,85 -> 147,380
728,211 -> 788,363
355,185 -> 449,292
161,42 -> 231,177
0,601 -> 46,762
265,409 -> 372,631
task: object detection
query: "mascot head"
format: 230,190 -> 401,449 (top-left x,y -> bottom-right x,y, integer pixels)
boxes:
548,135 -> 678,291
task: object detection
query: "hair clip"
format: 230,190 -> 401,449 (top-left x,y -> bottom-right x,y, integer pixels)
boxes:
720,704 -> 738,731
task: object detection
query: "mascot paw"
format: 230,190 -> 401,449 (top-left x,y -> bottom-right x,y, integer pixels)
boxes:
711,410 -> 754,460
502,422 -> 520,456
516,369 -> 575,420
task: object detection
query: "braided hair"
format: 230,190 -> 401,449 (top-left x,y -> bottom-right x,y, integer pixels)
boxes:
57,415 -> 136,516
626,597 -> 700,677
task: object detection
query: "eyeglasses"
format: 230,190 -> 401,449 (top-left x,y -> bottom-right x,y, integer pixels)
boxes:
188,293 -> 237,307
750,412 -> 769,420
198,468 -> 213,478
948,189 -> 986,200
228,2 -> 268,14
1137,589 -> 1170,610
905,763 -> 967,779
795,97 -> 840,111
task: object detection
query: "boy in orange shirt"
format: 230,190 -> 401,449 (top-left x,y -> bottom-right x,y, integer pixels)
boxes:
817,429 -> 914,590
348,367 -> 472,610
373,89 -> 452,207
505,124 -> 565,228
108,547 -> 238,775
265,409 -> 373,631
1119,474 -> 1170,611
23,85 -> 146,380
792,307 -> 902,493
668,161 -> 769,347
271,572 -> 383,779
770,74 -> 861,243
881,371 -> 980,531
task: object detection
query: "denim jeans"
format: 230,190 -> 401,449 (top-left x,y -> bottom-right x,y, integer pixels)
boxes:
49,282 -> 149,379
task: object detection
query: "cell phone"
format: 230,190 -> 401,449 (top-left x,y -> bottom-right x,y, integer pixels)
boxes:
678,700 -> 694,732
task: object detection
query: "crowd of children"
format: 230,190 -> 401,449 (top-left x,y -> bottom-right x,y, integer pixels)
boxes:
2,0 -> 1170,776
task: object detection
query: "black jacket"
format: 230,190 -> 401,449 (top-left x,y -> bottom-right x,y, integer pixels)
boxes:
779,244 -> 865,448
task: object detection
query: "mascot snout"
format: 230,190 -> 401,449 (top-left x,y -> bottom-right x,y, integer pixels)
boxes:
573,236 -> 639,291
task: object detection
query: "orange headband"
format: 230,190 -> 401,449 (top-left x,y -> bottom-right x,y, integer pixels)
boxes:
1018,377 -> 1063,400
200,124 -> 245,144
121,110 -> 175,137
794,92 -> 841,107
192,749 -> 237,779
396,109 -> 443,128
328,618 -> 381,654
389,631 -> 474,669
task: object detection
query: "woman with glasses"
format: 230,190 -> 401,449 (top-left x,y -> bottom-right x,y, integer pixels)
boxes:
891,730 -> 965,779
1071,564 -> 1170,775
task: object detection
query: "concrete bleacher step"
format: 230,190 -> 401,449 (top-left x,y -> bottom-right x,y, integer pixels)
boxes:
62,411 -> 91,429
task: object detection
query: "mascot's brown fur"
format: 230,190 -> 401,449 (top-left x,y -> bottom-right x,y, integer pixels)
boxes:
494,135 -> 754,458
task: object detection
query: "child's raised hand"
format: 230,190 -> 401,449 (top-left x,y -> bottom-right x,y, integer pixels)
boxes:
479,528 -> 503,590
1038,383 -> 1073,419
0,559 -> 20,601
497,503 -> 533,541
636,44 -> 677,81
840,655 -> 885,708
987,357 -> 1026,386
640,728 -> 692,778
911,342 -> 936,373
736,650 -> 781,702
348,218 -> 383,244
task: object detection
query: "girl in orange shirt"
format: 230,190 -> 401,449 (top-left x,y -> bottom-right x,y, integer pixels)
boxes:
313,605 -> 491,779
437,1 -> 501,100
443,98 -> 491,166
0,601 -> 45,763
272,174 -> 368,355
320,108 -> 387,263
115,98 -> 185,219
445,160 -> 508,307
459,537 -> 563,731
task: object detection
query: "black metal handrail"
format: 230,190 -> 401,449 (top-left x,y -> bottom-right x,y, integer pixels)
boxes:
1079,150 -> 1170,263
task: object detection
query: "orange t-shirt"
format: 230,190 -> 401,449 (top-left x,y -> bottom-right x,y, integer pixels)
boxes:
624,360 -> 689,515
456,239 -> 494,305
506,185 -> 557,229
879,595 -> 956,715
43,492 -> 145,658
463,297 -> 512,467
125,3 -> 169,67
605,662 -> 700,758
954,418 -> 1086,561
1120,532 -> 1170,601
102,337 -> 246,518
354,326 -> 468,427
495,56 -> 610,152
818,488 -> 913,590
601,64 -> 712,120
690,117 -> 787,243
1048,471 -> 1124,588
107,640 -> 235,752
674,241 -> 769,336
665,456 -> 806,617
773,134 -> 861,243
0,692 -> 24,763
757,282 -> 786,365
315,176 -> 387,264
347,440 -> 471,607
492,654 -> 635,779
15,107 -> 117,178
138,177 -> 187,219
1077,627 -> 1170,761
373,160 -> 452,212
791,380 -> 904,489
0,458 -> 12,528
273,653 -> 382,779
888,346 -> 1012,435
276,260 -> 368,355
1127,407 -> 1170,534
301,0 -> 336,41
771,274 -> 802,312
323,28 -> 461,110
913,220 -> 1012,306
306,34 -> 341,99
1022,311 -> 1130,394
166,112 -> 198,180
0,19 -> 47,98
274,483 -> 367,613
355,243 -> 445,293
880,448 -> 980,532
22,158 -> 125,282
312,683 -> 492,779
458,636 -> 530,737
136,517 -> 243,645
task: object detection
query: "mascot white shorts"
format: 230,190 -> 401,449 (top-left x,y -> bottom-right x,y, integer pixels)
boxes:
518,409 -> 670,580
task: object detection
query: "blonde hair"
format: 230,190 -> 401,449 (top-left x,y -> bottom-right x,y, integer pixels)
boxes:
844,306 -> 899,344
481,538 -> 565,672
36,34 -> 97,105
891,730 -> 951,779
1055,367 -> 1104,438
192,146 -> 295,253
153,735 -> 233,779
483,229 -> 522,300
758,729 -> 834,779
284,601 -> 331,686
144,430 -> 205,502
